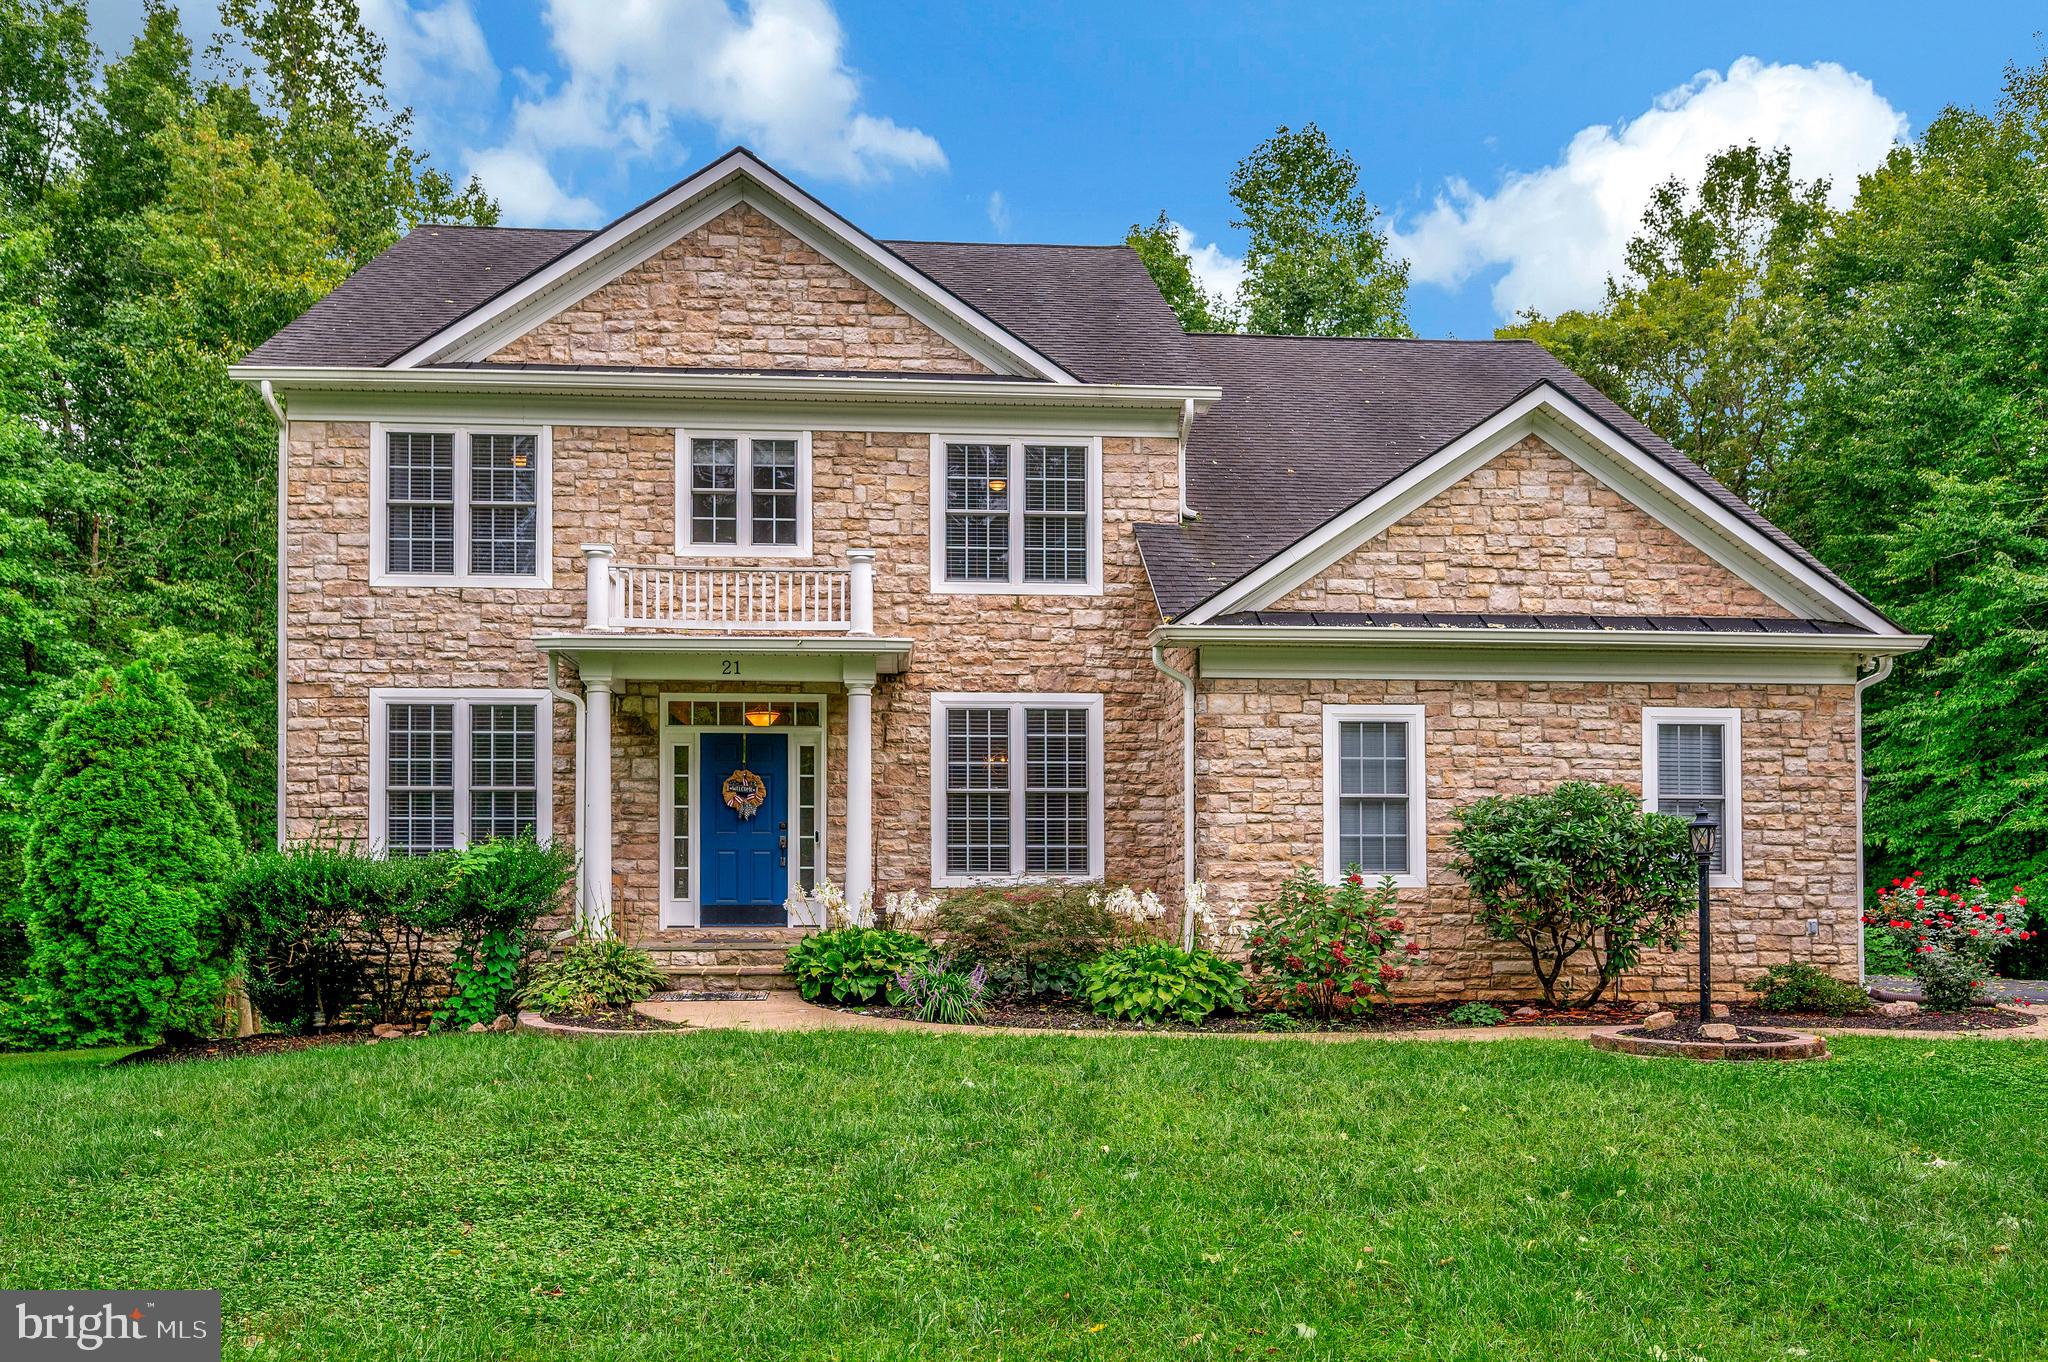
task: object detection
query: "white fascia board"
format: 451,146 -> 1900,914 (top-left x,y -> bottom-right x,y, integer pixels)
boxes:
382,150 -> 1079,383
1155,624 -> 1928,653
534,632 -> 913,656
1176,384 -> 1901,635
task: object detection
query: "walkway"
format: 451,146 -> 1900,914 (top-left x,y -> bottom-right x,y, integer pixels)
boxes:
1869,975 -> 2048,1005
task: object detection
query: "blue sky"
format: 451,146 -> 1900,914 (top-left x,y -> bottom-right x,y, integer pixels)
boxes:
87,0 -> 2042,337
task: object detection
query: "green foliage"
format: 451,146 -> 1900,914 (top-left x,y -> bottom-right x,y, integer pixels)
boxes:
890,954 -> 991,1025
1746,964 -> 1871,1016
929,883 -> 1131,998
784,928 -> 929,1005
17,661 -> 242,1044
1123,211 -> 1235,331
432,838 -> 575,1030
521,935 -> 667,1017
1863,925 -> 1918,980
1447,1002 -> 1508,1027
1448,782 -> 1693,1008
1245,866 -> 1411,1016
1079,943 -> 1242,1026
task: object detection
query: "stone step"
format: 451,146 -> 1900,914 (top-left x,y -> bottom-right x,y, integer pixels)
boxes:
660,962 -> 798,992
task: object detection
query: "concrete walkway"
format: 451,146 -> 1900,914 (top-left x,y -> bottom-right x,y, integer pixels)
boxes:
1869,975 -> 2048,1005
610,995 -> 2046,1043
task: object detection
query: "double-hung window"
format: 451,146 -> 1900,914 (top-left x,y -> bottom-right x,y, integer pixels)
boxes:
1321,705 -> 1426,887
931,693 -> 1102,885
370,689 -> 552,855
372,425 -> 550,586
676,431 -> 810,555
1643,707 -> 1742,885
931,436 -> 1101,593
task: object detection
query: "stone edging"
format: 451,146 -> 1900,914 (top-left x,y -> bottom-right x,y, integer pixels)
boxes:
1589,1026 -> 1828,1061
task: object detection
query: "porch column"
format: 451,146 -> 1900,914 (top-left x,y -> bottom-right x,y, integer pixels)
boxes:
845,678 -> 874,912
582,663 -> 615,935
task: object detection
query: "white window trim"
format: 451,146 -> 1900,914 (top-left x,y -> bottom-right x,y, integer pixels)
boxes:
674,429 -> 814,558
367,687 -> 554,855
1321,703 -> 1427,889
656,693 -> 829,929
367,422 -> 553,588
927,434 -> 1103,596
1642,706 -> 1744,889
928,691 -> 1105,888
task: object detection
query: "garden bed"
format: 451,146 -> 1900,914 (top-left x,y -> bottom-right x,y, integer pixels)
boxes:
831,997 -> 1648,1033
116,1028 -> 389,1065
1734,1004 -> 2036,1033
536,1007 -> 687,1032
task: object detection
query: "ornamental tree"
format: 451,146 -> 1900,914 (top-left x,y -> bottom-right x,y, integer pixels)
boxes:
1447,782 -> 1693,1008
20,662 -> 243,1043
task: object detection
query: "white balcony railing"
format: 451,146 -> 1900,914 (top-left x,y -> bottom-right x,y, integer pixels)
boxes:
580,545 -> 875,635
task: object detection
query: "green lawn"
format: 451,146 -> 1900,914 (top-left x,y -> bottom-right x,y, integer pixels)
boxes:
1,1032 -> 2042,1361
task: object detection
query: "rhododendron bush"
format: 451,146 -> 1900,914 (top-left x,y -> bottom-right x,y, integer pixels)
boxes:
1865,875 -> 2030,1011
1245,866 -> 1414,1017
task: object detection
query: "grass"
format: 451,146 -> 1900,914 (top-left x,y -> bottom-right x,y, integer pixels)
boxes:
1,1031 -> 2043,1361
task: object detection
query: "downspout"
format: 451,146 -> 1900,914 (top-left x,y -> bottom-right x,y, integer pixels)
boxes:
260,381 -> 287,849
1176,398 -> 1197,522
1150,640 -> 1198,948
1853,654 -> 1896,988
547,651 -> 588,927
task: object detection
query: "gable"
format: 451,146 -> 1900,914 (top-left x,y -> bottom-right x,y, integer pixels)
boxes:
485,204 -> 990,374
1269,435 -> 1795,618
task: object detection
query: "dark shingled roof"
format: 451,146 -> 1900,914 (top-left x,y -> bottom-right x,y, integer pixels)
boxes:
245,225 -> 585,366
1134,333 -> 1879,622
1206,611 -> 1874,635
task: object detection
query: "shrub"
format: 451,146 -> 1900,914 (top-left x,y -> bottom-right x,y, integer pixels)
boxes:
1863,925 -> 1918,979
785,927 -> 930,1004
1244,867 -> 1412,1016
1448,782 -> 1692,1008
1865,874 -> 2030,1011
1746,963 -> 1870,1016
431,837 -> 576,1030
1079,943 -> 1242,1025
892,953 -> 991,1024
1447,1002 -> 1508,1027
929,884 -> 1136,996
19,663 -> 244,1045
522,934 -> 667,1015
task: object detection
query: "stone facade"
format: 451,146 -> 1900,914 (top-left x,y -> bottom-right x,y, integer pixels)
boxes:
487,204 -> 991,374
1193,677 -> 1861,1003
1269,435 -> 1793,617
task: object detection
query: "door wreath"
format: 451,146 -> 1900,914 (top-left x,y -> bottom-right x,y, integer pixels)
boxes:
721,768 -> 768,820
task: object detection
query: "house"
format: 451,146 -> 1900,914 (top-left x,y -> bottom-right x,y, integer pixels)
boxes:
233,148 -> 1925,1002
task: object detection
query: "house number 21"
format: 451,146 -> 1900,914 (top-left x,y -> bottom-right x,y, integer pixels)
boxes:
720,659 -> 742,676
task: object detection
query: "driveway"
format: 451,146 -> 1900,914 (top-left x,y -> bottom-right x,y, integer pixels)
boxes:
1870,975 -> 2048,1005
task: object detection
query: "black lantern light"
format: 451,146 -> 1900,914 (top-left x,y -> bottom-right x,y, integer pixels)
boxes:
1690,807 -> 1720,1023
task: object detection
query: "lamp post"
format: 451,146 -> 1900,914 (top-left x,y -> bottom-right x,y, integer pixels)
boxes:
1689,807 -> 1720,1024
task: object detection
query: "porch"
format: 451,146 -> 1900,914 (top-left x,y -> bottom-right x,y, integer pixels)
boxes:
539,544 -> 912,937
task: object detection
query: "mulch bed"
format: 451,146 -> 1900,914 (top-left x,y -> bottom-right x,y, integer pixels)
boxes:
1616,1018 -> 1798,1045
1731,1004 -> 2036,1033
835,997 -> 1648,1034
117,1029 -> 390,1065
537,1008 -> 688,1032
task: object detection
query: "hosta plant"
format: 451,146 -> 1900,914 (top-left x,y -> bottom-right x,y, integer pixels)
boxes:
1865,875 -> 2030,1011
784,927 -> 930,1004
892,953 -> 991,1025
1245,866 -> 1413,1017
1080,943 -> 1243,1026
520,934 -> 667,1016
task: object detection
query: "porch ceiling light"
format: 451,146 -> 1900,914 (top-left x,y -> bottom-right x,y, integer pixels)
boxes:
744,704 -> 781,728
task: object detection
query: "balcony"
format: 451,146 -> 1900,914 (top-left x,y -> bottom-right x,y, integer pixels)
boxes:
579,544 -> 875,635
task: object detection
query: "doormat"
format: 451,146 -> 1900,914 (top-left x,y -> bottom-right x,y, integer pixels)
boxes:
651,989 -> 771,1003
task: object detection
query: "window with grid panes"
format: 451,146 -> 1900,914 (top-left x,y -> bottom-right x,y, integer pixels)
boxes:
468,434 -> 538,575
385,702 -> 455,854
938,698 -> 1096,881
378,695 -> 546,854
381,429 -> 544,582
1655,721 -> 1729,874
940,439 -> 1093,587
944,707 -> 1011,875
683,434 -> 806,551
386,432 -> 455,575
1335,720 -> 1411,876
944,442 -> 1010,581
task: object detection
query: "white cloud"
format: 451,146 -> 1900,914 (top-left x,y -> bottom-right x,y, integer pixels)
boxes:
465,147 -> 604,226
1390,57 -> 1907,319
357,0 -> 497,112
1169,222 -> 1247,307
467,0 -> 945,225
985,190 -> 1011,234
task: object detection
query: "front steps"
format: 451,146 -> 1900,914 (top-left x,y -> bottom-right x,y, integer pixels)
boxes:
634,928 -> 812,992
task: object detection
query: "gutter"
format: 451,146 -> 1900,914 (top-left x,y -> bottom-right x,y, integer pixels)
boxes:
546,651 -> 589,926
1149,641 -> 1198,949
1853,654 -> 1897,988
1153,624 -> 1932,655
259,380 -> 287,848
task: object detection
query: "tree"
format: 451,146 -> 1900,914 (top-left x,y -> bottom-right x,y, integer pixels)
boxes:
1447,783 -> 1694,1007
1123,211 -> 1235,332
1228,123 -> 1410,337
20,662 -> 242,1043
1501,144 -> 1832,506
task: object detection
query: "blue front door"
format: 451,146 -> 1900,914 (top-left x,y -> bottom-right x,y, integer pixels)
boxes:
699,732 -> 789,926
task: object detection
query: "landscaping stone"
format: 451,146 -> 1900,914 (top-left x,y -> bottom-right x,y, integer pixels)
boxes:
371,1023 -> 402,1038
1709,1003 -> 1731,1019
467,1021 -> 489,1033
1875,1000 -> 1921,1018
1512,1006 -> 1541,1019
1698,1023 -> 1740,1041
1641,1010 -> 1678,1032
490,1014 -> 516,1032
1633,1001 -> 1659,1015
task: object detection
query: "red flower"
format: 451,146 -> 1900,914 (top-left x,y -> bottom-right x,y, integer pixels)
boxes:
1971,876 -> 1982,886
1404,941 -> 1421,955
1347,873 -> 1364,886
1351,980 -> 1369,996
